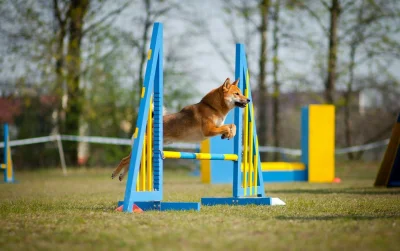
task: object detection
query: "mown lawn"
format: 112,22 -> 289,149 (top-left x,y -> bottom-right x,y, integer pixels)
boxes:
0,161 -> 399,251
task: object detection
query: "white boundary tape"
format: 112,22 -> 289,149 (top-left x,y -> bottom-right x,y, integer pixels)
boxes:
0,135 -> 58,147
0,135 -> 389,155
334,139 -> 389,155
60,135 -> 131,145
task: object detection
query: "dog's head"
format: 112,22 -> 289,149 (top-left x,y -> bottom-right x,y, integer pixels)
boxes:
221,78 -> 250,109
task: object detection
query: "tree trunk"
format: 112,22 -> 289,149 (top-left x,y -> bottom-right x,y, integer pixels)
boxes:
344,44 -> 356,160
56,26 -> 67,133
53,0 -> 68,134
272,0 -> 280,161
325,0 -> 341,104
64,0 -> 89,165
258,0 -> 270,161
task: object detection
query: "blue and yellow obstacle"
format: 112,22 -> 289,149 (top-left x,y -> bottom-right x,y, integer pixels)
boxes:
1,124 -> 15,183
374,113 -> 400,187
119,22 -> 201,212
200,104 -> 336,184
118,23 -> 284,212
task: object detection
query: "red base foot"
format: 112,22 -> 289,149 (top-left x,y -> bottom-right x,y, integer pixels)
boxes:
115,204 -> 143,213
333,177 -> 341,183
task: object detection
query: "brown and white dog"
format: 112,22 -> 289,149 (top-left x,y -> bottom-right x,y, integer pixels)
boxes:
112,78 -> 250,181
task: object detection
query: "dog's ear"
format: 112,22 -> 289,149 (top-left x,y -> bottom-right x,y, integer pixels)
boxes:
222,78 -> 231,92
232,78 -> 240,86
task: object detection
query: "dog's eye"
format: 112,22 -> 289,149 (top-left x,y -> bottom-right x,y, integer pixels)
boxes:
235,92 -> 239,95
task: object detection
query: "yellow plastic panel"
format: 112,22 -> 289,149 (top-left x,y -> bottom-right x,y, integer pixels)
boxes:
200,139 -> 211,183
308,105 -> 335,182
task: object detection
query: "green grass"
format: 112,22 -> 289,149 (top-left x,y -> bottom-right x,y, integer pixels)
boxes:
1,161 -> 399,251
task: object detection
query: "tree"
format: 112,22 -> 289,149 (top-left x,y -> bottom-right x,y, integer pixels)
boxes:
325,0 -> 341,104
60,0 -> 130,165
258,0 -> 271,160
290,0 -> 341,104
53,0 -> 69,134
338,0 -> 400,159
272,0 -> 281,161
124,0 -> 181,133
63,0 -> 90,164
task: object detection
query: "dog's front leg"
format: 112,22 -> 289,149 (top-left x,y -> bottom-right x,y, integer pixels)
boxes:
203,123 -> 236,140
221,124 -> 236,139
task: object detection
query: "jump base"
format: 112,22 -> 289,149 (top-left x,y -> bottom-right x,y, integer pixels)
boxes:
118,201 -> 200,211
201,197 -> 285,206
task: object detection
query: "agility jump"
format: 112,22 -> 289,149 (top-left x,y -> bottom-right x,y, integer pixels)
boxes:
200,104 -> 336,184
1,124 -> 15,183
116,22 -> 284,212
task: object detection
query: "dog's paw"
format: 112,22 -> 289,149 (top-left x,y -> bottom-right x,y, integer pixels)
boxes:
229,124 -> 237,138
221,124 -> 236,140
111,173 -> 116,179
119,173 -> 124,181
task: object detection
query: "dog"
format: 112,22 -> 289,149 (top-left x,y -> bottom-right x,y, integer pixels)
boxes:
112,77 -> 250,181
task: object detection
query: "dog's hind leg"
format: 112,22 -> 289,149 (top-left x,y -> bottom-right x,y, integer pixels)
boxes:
112,153 -> 131,179
119,163 -> 130,181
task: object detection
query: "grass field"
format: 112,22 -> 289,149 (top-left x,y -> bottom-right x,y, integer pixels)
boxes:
1,161 -> 399,251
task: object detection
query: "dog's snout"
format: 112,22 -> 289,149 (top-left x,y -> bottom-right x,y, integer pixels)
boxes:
246,98 -> 250,103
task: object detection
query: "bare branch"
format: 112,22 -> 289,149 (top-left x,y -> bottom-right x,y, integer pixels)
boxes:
83,1 -> 131,36
298,2 -> 329,35
53,0 -> 64,25
340,0 -> 357,14
320,0 -> 330,10
152,3 -> 180,19
207,35 -> 235,74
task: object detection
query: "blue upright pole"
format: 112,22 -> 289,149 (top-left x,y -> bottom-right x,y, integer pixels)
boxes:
233,44 -> 244,197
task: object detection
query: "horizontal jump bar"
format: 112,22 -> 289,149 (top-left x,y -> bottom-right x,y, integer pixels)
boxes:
163,151 -> 238,161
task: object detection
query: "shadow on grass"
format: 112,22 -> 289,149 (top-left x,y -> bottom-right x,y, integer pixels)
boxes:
270,187 -> 400,195
276,215 -> 400,221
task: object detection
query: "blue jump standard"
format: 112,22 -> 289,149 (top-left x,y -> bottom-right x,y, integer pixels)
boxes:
118,201 -> 200,211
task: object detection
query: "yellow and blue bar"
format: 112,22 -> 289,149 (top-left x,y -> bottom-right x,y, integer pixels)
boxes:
163,151 -> 238,161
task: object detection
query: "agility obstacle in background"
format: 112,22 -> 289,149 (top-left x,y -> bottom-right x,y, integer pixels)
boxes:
1,124 -> 15,183
374,113 -> 400,187
201,104 -> 336,184
118,22 -> 284,212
